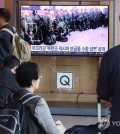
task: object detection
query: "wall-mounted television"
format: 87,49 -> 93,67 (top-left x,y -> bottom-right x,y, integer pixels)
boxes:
20,5 -> 109,56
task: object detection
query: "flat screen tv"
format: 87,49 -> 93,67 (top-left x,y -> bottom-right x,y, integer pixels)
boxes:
20,5 -> 109,56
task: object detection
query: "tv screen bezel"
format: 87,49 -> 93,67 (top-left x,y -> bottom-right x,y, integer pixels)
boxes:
20,5 -> 109,57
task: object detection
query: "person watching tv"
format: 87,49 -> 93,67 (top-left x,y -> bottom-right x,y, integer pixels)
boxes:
15,61 -> 65,134
0,55 -> 20,108
0,8 -> 14,66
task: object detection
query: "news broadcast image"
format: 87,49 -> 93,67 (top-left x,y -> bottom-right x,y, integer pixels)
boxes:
21,6 -> 108,56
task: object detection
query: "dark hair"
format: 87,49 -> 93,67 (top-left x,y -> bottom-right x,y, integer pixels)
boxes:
16,62 -> 39,88
3,55 -> 20,69
0,8 -> 11,22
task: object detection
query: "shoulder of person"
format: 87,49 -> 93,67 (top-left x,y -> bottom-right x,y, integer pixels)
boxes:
35,98 -> 49,111
103,45 -> 120,58
36,98 -> 47,105
0,24 -> 14,38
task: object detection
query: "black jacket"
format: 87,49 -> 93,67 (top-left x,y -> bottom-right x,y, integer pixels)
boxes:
0,67 -> 20,106
0,24 -> 13,66
97,45 -> 120,134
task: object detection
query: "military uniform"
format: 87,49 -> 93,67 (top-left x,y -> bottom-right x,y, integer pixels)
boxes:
97,10 -> 103,27
89,10 -> 95,29
83,11 -> 89,30
77,11 -> 84,31
71,11 -> 77,31
94,10 -> 98,29
103,9 -> 108,27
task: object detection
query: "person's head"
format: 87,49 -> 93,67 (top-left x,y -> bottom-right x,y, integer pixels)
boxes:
28,10 -> 33,15
3,55 -> 20,73
76,9 -> 79,13
44,8 -> 48,15
84,9 -> 87,12
0,8 -> 11,28
91,8 -> 94,12
60,9 -> 63,14
48,9 -> 50,14
54,11 -> 58,17
16,62 -> 41,92
80,9 -> 83,12
21,10 -> 25,16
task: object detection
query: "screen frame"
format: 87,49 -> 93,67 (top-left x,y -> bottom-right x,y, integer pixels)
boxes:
20,5 -> 109,57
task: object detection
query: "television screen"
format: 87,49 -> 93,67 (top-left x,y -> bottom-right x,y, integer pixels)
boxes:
20,5 -> 109,56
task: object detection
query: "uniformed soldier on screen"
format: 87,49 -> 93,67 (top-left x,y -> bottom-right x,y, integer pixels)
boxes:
34,10 -> 44,27
74,9 -> 80,31
94,8 -> 99,29
21,9 -> 33,44
63,10 -> 70,28
55,9 -> 68,38
49,9 -> 54,21
52,9 -> 68,42
33,10 -> 45,44
20,8 -> 43,45
21,10 -> 33,44
52,10 -> 60,40
31,9 -> 44,45
71,9 -> 76,31
53,10 -> 63,37
77,9 -> 84,31
50,10 -> 55,22
62,10 -> 71,36
68,10 -> 72,31
97,8 -> 103,27
85,9 -> 91,29
83,9 -> 89,30
57,9 -> 66,29
28,10 -> 35,22
42,8 -> 53,42
64,10 -> 71,25
24,9 -> 40,45
52,11 -> 59,28
21,9 -> 33,33
58,9 -> 65,22
21,10 -> 26,38
21,10 -> 25,17
103,8 -> 108,27
89,8 -> 95,29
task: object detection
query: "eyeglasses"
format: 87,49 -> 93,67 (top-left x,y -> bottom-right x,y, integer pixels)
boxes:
39,75 -> 42,79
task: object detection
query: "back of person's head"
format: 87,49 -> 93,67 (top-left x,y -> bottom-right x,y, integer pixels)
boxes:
3,55 -> 20,70
16,62 -> 39,88
0,8 -> 11,22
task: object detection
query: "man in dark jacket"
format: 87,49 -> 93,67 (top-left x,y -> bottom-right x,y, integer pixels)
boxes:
0,8 -> 13,66
97,45 -> 120,134
0,55 -> 20,107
